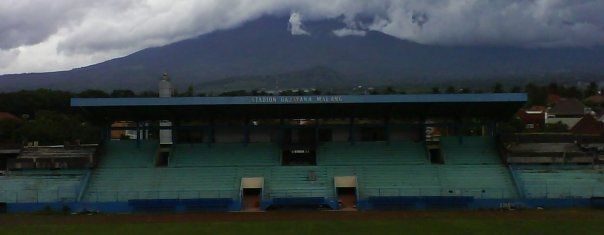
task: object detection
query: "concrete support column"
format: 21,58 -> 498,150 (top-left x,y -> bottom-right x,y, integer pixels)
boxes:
102,122 -> 111,141
244,117 -> 250,145
172,120 -> 178,144
488,121 -> 496,136
279,118 -> 285,147
136,121 -> 141,148
348,117 -> 355,145
456,118 -> 464,144
209,118 -> 215,146
419,116 -> 426,143
384,117 -> 390,145
314,119 -> 320,146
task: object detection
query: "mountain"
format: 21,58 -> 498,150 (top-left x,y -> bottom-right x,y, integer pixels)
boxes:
1,16 -> 604,92
198,66 -> 350,92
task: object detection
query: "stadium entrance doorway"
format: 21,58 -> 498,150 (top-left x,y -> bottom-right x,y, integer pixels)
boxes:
241,177 -> 263,211
426,143 -> 444,164
334,176 -> 357,211
156,147 -> 170,167
429,148 -> 443,164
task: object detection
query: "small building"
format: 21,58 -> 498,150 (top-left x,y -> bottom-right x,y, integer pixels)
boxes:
570,115 -> 604,136
545,98 -> 590,129
506,142 -> 594,164
110,121 -> 138,139
516,106 -> 546,130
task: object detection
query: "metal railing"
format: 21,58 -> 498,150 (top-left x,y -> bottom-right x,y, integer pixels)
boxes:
360,187 -> 516,199
0,186 -> 77,203
4,186 -> 603,203
524,186 -> 604,199
264,188 -> 330,199
83,189 -> 239,202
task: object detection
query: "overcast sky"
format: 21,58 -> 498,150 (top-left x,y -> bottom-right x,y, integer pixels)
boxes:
1,0 -> 604,75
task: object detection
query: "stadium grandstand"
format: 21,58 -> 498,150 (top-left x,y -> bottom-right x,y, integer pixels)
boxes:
1,76 -> 602,213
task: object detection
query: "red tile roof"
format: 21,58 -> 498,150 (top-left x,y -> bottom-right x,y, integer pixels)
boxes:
570,115 -> 604,135
0,112 -> 21,122
548,98 -> 587,116
585,94 -> 604,105
516,106 -> 545,124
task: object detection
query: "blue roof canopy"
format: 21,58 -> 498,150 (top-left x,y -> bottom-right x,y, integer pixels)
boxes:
72,93 -> 527,107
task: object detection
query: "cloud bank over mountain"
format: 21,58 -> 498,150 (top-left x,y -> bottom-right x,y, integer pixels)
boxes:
1,0 -> 604,74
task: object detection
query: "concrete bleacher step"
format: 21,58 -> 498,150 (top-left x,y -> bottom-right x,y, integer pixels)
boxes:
318,141 -> 428,166
514,166 -> 604,198
0,171 -> 85,203
80,138 -> 520,202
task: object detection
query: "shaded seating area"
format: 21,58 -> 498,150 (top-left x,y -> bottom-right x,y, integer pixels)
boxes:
441,136 -> 501,164
100,140 -> 157,168
170,143 -> 280,167
318,141 -> 427,165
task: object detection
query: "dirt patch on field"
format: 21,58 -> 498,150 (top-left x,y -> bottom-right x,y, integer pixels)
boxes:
1,209 -> 603,225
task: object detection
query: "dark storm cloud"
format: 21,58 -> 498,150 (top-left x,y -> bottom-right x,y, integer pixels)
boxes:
1,0 -> 604,74
0,0 -> 140,50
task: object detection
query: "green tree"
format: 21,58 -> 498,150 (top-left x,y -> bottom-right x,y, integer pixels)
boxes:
138,91 -> 158,97
110,90 -> 136,98
548,82 -> 560,95
220,90 -> 249,96
431,87 -> 441,94
525,83 -> 547,106
492,82 -> 504,93
384,86 -> 397,94
585,82 -> 599,97
180,85 -> 194,97
0,119 -> 22,143
19,111 -> 99,145
509,86 -> 522,93
561,86 -> 582,99
77,89 -> 109,98
0,89 -> 72,115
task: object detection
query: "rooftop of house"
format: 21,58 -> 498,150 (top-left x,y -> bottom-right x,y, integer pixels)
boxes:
570,115 -> 604,136
585,94 -> 604,105
525,106 -> 546,114
547,98 -> 587,116
516,106 -> 546,123
547,94 -> 562,105
0,112 -> 21,122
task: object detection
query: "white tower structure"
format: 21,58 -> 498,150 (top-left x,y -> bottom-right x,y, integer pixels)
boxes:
159,73 -> 173,145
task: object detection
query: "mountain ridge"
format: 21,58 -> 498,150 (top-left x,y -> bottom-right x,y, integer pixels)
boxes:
1,16 -> 603,92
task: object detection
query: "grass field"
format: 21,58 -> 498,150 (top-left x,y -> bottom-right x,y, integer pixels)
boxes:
1,209 -> 603,235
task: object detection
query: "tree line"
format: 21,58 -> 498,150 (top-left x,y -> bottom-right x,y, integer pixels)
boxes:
0,81 -> 601,145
